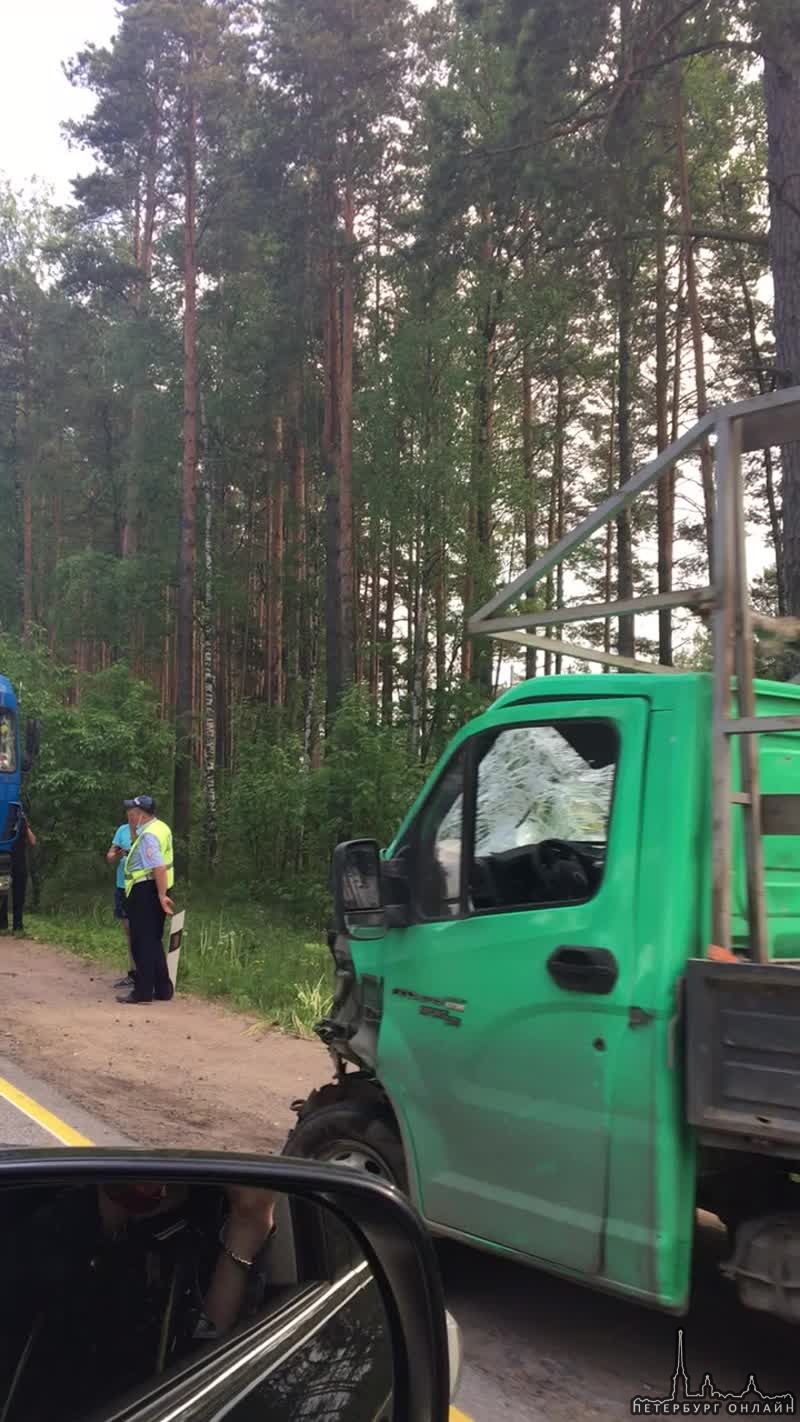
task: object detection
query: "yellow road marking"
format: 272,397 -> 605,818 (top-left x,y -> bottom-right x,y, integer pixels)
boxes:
0,1076 -> 93,1146
450,1410 -> 475,1422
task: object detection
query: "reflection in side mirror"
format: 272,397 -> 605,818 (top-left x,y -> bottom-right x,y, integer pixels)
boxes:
332,839 -> 387,940
0,1166 -> 400,1422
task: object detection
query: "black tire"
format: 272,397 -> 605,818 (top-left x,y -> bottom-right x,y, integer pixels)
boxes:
284,1086 -> 408,1192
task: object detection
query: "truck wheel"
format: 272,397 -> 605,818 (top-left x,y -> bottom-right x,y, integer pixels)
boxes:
284,1089 -> 408,1193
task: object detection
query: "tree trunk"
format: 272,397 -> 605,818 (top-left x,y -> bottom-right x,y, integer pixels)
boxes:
461,499 -> 476,684
123,98 -> 161,563
764,56 -> 800,567
463,245 -> 497,695
22,471 -> 32,643
731,224 -> 786,614
382,524 -> 396,726
374,169 -> 383,359
674,76 -> 714,569
553,371 -> 566,674
409,533 -> 422,755
411,599 -> 427,757
604,369 -> 616,665
303,520 -> 320,766
544,457 -> 557,676
173,66 -> 199,875
522,340 -> 537,678
49,491 -> 61,654
763,49 -> 800,620
201,404 -> 217,868
19,328 -> 33,643
286,365 -> 307,719
338,160 -> 356,694
655,189 -> 675,664
613,0 -> 635,663
671,245 -> 685,443
435,536 -> 447,700
322,175 -> 342,723
353,511 -> 363,686
368,521 -> 381,700
259,484 -> 269,702
616,246 -> 635,659
267,417 -> 285,707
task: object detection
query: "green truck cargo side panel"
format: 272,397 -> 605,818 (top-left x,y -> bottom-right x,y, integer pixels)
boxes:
344,672 -> 800,1309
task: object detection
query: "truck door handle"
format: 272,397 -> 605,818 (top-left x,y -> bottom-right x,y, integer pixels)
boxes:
547,946 -> 619,995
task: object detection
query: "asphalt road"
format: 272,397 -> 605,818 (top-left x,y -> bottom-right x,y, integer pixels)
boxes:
439,1225 -> 798,1420
0,1053 -> 129,1147
0,1058 -> 796,1421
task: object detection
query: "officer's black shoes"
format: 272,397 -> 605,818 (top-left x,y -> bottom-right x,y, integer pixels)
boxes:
114,973 -> 136,989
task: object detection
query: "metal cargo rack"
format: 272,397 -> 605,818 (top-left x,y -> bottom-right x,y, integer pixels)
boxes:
468,385 -> 800,964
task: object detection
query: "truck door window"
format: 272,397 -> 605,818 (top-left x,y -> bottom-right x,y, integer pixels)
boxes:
415,749 -> 466,919
469,721 -> 617,912
0,712 -> 16,773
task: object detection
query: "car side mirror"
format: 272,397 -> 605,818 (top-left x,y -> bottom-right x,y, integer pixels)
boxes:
0,1150 -> 456,1421
332,839 -> 387,940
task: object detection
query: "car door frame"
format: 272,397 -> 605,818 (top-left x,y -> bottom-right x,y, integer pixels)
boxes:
0,1149 -> 451,1422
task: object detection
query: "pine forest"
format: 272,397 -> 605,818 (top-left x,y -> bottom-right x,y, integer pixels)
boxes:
2,0 -> 800,917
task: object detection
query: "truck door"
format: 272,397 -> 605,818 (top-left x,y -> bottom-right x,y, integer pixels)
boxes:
378,696 -> 648,1276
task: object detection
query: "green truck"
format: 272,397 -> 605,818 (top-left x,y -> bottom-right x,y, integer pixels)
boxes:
286,386 -> 800,1326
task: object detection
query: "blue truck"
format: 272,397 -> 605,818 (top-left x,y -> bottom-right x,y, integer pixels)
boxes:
0,676 -> 39,911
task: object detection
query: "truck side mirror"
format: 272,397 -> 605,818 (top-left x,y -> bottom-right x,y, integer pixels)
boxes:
332,839 -> 387,940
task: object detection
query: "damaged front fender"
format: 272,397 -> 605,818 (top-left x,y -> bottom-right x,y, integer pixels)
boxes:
314,930 -> 384,1077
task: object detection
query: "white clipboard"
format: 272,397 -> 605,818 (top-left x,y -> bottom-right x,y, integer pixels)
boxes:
167,910 -> 185,990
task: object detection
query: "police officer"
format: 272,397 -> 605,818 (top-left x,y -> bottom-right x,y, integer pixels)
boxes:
118,796 -> 175,1005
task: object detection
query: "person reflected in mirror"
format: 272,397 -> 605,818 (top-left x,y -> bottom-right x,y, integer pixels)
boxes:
107,803 -> 135,990
0,810 -> 35,937
0,1180 -> 277,1422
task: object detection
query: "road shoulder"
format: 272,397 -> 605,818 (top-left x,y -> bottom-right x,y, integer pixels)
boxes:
0,936 -> 327,1153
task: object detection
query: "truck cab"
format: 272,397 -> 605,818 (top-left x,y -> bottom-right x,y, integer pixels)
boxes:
0,676 -> 40,913
287,672 -> 800,1323
0,676 -> 23,903
286,387 -> 800,1327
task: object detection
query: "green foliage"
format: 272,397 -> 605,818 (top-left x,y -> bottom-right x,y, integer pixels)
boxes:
1,0 -> 794,975
312,687 -> 429,846
0,634 -> 173,891
1,636 -> 430,917
223,686 -> 429,916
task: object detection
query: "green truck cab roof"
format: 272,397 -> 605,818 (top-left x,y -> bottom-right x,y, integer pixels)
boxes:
491,670 -> 800,715
490,670 -> 700,712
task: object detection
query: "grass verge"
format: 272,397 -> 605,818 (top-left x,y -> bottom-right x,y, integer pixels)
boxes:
23,894 -> 332,1038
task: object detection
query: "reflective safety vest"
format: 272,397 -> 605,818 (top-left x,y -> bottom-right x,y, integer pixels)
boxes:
124,817 -> 174,896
